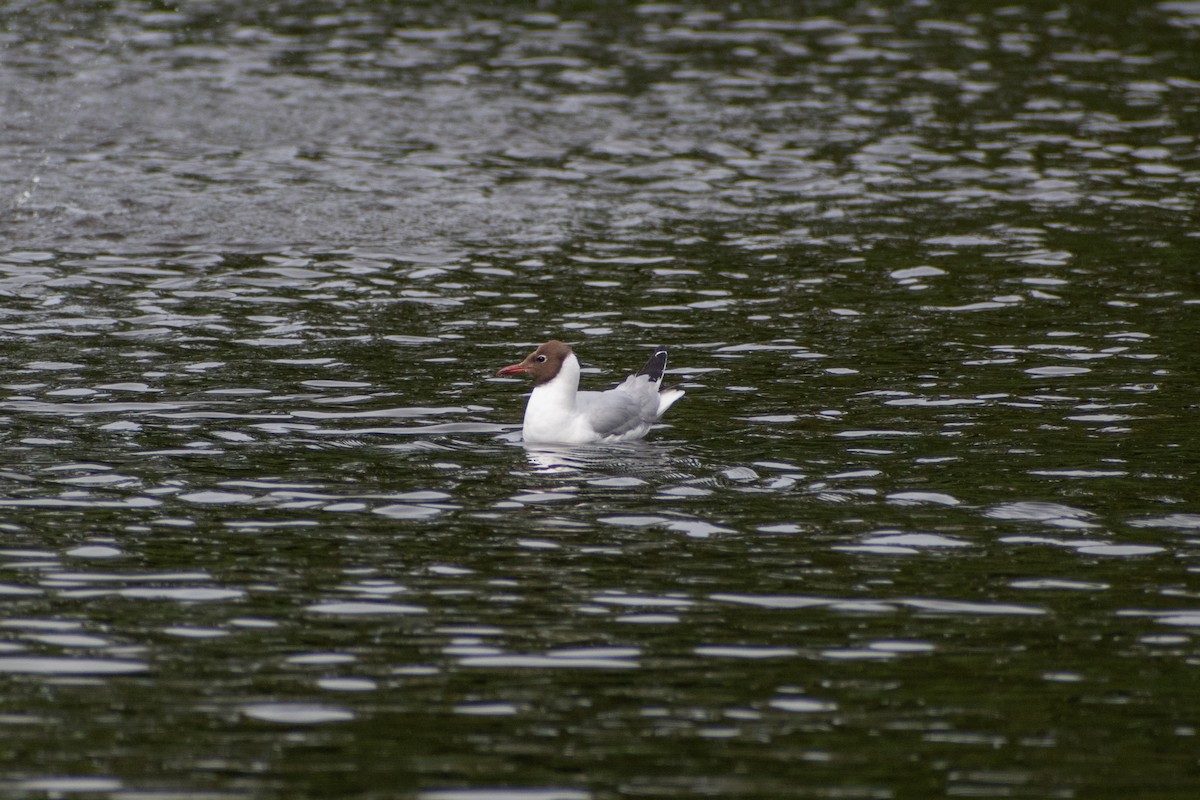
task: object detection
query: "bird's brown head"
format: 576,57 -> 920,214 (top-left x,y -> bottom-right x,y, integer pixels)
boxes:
496,340 -> 574,386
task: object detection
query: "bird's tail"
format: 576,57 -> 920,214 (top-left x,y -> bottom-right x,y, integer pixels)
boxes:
636,349 -> 669,382
656,387 -> 685,416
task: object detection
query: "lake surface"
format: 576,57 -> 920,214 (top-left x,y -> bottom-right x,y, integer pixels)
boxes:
2,1 -> 1200,798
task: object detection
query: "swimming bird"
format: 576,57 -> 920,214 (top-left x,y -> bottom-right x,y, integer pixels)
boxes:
497,340 -> 684,444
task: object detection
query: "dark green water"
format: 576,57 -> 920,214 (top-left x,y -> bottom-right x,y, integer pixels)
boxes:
1,1 -> 1199,798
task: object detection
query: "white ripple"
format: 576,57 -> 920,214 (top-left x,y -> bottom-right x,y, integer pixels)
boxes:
986,501 -> 1098,528
306,602 -> 427,615
178,491 -> 256,504
886,491 -> 961,506
241,703 -> 354,724
694,646 -> 798,659
0,657 -> 148,674
459,655 -> 637,669
854,533 -> 971,549
710,593 -> 831,610
18,778 -> 123,793
1025,366 -> 1091,376
901,598 -> 1045,616
1129,514 -> 1200,530
769,697 -> 838,712
118,587 -> 245,601
834,429 -> 920,438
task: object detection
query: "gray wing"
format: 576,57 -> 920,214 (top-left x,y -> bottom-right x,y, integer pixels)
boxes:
576,379 -> 661,438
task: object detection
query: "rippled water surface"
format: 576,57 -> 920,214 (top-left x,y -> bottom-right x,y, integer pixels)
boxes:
2,1 -> 1200,798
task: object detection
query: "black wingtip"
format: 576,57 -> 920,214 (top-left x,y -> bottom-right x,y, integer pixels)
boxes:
636,349 -> 669,381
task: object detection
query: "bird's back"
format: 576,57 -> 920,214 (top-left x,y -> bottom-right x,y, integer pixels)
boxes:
576,382 -> 660,441
577,348 -> 683,441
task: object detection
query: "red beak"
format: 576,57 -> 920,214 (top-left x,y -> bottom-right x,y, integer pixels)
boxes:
497,362 -> 527,376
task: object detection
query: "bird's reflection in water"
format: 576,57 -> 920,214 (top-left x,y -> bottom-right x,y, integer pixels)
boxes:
520,440 -> 701,482
522,443 -> 614,473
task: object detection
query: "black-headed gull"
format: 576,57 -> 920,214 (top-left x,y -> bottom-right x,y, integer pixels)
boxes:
497,340 -> 684,444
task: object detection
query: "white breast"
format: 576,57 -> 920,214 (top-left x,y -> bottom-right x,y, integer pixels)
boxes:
521,353 -> 597,443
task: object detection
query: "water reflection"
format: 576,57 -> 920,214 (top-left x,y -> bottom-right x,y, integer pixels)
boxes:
518,440 -> 683,473
3,3 -> 1197,252
2,0 -> 1200,798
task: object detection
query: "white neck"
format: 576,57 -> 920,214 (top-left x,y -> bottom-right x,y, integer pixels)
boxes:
522,353 -> 582,440
529,352 -> 579,408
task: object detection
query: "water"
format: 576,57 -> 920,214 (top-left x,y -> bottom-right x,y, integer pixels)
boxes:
2,1 -> 1200,798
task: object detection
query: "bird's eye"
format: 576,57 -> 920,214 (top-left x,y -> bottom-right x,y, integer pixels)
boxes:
536,355 -> 547,362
